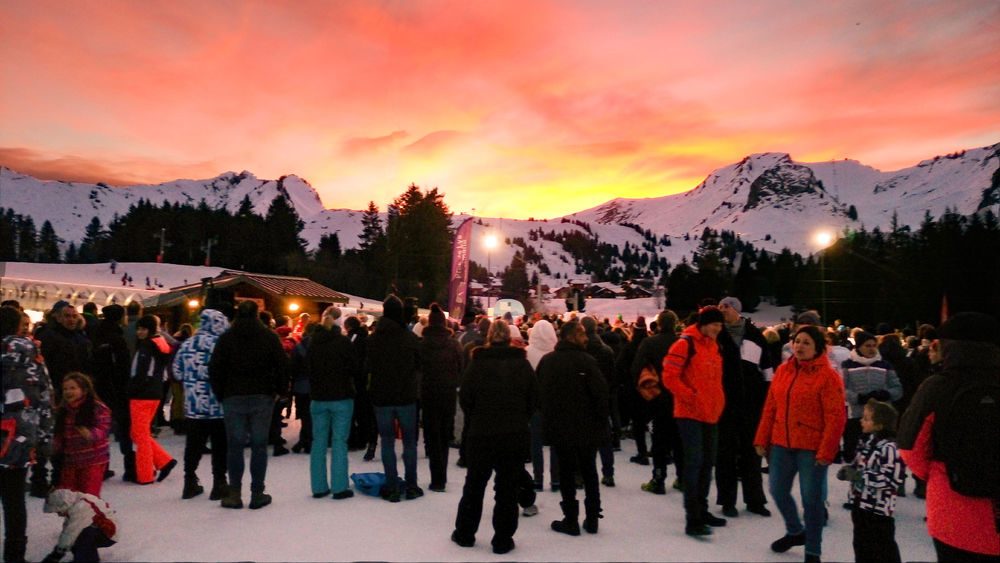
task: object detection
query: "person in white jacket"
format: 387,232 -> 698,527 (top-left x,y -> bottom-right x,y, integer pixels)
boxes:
525,320 -> 558,492
41,489 -> 118,562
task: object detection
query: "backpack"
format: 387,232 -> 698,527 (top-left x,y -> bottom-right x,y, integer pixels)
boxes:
637,335 -> 695,402
935,380 -> 1000,498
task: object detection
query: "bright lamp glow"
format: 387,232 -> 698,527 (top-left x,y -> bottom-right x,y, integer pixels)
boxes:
187,299 -> 200,309
288,302 -> 300,312
483,233 -> 499,249
814,231 -> 834,247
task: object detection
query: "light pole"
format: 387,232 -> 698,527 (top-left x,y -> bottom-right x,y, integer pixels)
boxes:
484,233 -> 498,314
814,230 -> 834,324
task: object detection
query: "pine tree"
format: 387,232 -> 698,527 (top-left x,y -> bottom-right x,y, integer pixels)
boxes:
358,201 -> 385,251
37,220 -> 61,262
17,216 -> 38,261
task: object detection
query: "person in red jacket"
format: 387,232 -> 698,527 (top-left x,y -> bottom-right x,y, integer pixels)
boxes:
898,312 -> 1000,562
53,373 -> 112,497
661,306 -> 726,537
754,325 -> 846,563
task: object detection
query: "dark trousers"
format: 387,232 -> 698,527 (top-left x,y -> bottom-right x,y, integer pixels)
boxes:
715,417 -> 766,508
184,418 -> 227,481
422,393 -> 456,488
349,391 -> 377,449
934,539 -> 1000,563
608,385 -> 622,446
268,398 -> 287,446
851,508 -> 900,563
454,433 -> 526,546
293,393 -> 313,447
110,396 -> 135,478
676,419 -> 718,525
842,417 -> 862,462
71,525 -> 115,562
553,444 -> 601,518
0,468 -> 27,544
651,408 -> 684,479
223,395 -> 273,493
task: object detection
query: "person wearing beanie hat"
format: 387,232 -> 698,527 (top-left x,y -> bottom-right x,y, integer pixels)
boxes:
428,304 -> 447,328
714,297 -> 776,518
128,314 -> 177,485
697,306 -> 726,327
718,297 -> 742,315
91,303 -> 133,482
899,312 -> 1000,561
367,295 -> 423,501
661,306 -> 727,535
419,303 -> 463,492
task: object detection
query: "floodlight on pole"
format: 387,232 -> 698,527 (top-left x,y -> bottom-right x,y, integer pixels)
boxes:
813,230 -> 836,325
484,233 -> 499,314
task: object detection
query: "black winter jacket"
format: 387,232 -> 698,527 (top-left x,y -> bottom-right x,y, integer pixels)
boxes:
631,331 -> 678,411
306,325 -> 356,401
420,325 -> 464,400
366,317 -> 420,406
90,320 -> 130,407
460,345 -> 536,439
209,320 -> 287,400
38,324 -> 92,393
537,341 -> 610,449
129,335 -> 171,400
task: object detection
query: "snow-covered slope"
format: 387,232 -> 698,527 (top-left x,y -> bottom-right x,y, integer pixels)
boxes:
3,143 -> 997,277
572,143 -> 1000,253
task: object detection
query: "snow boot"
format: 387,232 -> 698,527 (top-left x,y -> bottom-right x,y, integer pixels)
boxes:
771,532 -> 806,553
3,535 -> 26,563
249,490 -> 272,509
583,500 -> 603,534
551,500 -> 581,536
209,477 -> 228,501
182,475 -> 204,499
641,467 -> 666,494
122,452 -> 137,483
221,486 -> 244,509
157,459 -> 177,482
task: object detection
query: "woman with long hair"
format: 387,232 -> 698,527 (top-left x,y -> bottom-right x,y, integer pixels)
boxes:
53,372 -> 112,496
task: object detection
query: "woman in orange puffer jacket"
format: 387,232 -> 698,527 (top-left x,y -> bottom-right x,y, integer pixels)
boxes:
661,306 -> 726,537
754,325 -> 845,563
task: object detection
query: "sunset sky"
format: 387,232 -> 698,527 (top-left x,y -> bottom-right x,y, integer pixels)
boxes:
1,0 -> 998,219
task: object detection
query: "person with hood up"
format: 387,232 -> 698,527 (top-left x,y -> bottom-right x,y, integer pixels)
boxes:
420,304 -> 464,492
537,320 -> 610,537
128,314 -> 177,486
898,312 -> 1000,561
754,325 -> 846,563
661,306 -> 728,537
41,489 -> 118,563
2,306 -> 54,563
209,300 -> 288,510
306,306 -> 356,499
525,319 -> 558,491
451,319 -> 537,555
365,295 -> 422,502
171,308 -> 230,501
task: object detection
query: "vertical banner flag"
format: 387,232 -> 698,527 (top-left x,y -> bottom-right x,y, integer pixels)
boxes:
448,218 -> 474,321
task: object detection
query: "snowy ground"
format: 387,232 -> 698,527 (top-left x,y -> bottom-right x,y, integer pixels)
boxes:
23,419 -> 936,562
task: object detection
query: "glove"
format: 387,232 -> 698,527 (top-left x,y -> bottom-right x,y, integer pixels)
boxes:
836,466 -> 861,482
42,547 -> 67,563
869,389 -> 891,402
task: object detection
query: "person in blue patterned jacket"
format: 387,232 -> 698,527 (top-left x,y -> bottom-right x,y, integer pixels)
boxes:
837,399 -> 904,563
840,331 -> 902,463
172,308 -> 230,501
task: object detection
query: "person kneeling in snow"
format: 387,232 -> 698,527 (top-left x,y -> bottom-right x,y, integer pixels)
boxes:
42,489 -> 118,562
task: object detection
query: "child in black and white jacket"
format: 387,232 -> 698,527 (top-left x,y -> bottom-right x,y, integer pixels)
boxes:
837,398 -> 905,563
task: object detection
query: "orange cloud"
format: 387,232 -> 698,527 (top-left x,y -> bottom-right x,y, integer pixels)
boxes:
0,0 -> 997,219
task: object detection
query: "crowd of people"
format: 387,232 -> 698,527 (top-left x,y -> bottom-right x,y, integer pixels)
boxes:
1,294 -> 998,563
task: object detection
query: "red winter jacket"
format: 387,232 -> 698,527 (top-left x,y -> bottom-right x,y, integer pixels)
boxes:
661,324 -> 725,423
754,353 -> 846,464
901,413 -> 1000,556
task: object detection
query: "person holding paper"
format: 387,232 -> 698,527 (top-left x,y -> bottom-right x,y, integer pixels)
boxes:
714,297 -> 776,518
